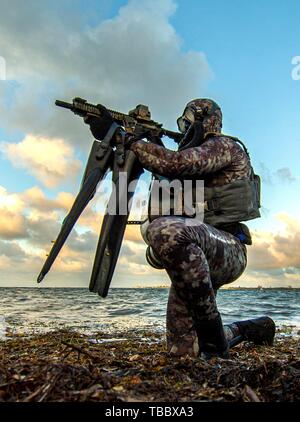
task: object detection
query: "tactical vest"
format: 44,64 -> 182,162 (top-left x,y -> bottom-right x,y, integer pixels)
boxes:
203,173 -> 261,227
147,136 -> 261,227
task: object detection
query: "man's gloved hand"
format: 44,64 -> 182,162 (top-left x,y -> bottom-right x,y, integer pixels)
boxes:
84,104 -> 114,140
123,131 -> 151,150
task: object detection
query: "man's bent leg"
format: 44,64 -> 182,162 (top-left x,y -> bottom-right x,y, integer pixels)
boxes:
147,217 -> 236,358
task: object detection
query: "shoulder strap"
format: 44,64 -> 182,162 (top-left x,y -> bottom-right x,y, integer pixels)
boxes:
206,132 -> 250,158
217,133 -> 257,179
223,135 -> 250,159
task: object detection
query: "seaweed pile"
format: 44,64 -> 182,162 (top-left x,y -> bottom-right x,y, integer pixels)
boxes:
0,329 -> 299,402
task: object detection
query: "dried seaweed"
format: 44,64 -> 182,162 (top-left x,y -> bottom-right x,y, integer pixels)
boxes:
0,329 -> 298,402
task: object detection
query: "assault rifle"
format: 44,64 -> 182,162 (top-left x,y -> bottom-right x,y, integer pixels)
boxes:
55,97 -> 182,142
37,98 -> 183,297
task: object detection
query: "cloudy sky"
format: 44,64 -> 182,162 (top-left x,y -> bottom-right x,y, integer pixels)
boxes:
0,0 -> 299,289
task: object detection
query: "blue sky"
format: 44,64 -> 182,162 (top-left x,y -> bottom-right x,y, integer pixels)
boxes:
172,0 -> 300,229
2,0 -> 299,220
0,0 -> 299,287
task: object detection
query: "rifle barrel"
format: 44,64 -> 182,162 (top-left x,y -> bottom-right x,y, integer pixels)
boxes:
55,100 -> 73,110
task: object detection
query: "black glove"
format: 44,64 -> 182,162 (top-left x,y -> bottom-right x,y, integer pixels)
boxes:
123,131 -> 151,149
84,104 -> 114,140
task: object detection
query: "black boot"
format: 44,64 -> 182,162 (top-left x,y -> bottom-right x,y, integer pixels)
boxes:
234,316 -> 276,346
194,313 -> 229,360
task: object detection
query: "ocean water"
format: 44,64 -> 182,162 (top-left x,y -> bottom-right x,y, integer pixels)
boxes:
0,287 -> 299,339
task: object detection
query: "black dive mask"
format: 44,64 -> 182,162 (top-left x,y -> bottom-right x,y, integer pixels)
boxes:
177,107 -> 195,133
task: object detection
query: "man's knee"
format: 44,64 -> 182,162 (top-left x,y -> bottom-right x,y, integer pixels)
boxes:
146,217 -> 190,258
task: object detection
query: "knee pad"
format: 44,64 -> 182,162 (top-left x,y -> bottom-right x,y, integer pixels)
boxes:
145,245 -> 164,270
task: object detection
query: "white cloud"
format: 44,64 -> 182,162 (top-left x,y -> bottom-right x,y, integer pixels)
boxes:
0,0 -> 213,286
275,167 -> 296,183
0,184 -> 153,285
0,0 -> 211,146
247,213 -> 300,272
0,186 -> 27,239
1,182 -> 300,287
259,162 -> 296,185
230,212 -> 300,288
1,135 -> 81,187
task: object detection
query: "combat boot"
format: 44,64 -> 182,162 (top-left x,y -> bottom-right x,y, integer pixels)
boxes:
234,316 -> 276,346
194,313 -> 229,360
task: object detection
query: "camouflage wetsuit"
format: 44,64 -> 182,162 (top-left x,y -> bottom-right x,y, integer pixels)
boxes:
86,97 -> 272,356
131,132 -> 251,356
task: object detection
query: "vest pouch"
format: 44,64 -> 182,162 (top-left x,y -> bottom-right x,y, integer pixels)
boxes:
219,222 -> 252,245
253,174 -> 261,209
203,178 -> 261,227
